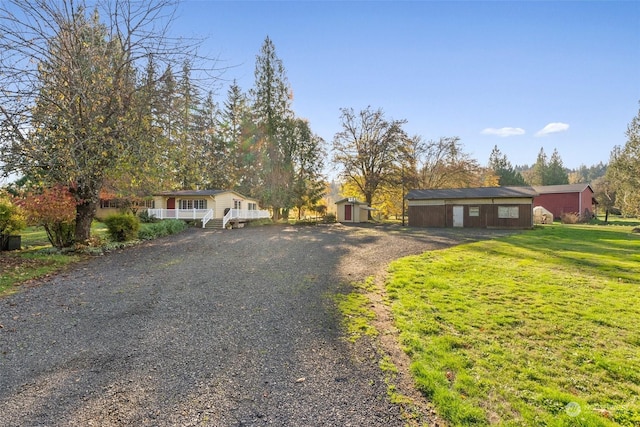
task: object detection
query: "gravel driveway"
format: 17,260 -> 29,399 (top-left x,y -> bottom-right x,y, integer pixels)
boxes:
0,224 -> 508,426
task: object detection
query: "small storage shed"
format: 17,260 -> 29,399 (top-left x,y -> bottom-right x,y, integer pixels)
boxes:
335,198 -> 371,223
531,184 -> 596,219
406,186 -> 538,229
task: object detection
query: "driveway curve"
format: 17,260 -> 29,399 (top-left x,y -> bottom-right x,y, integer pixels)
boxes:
0,224 -> 508,426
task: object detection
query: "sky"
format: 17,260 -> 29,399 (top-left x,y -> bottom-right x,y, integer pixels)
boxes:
171,0 -> 640,172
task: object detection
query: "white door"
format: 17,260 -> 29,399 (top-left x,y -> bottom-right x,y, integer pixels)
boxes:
453,206 -> 464,227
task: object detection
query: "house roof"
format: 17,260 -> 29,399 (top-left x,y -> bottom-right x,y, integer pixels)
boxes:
153,189 -> 226,197
531,183 -> 594,195
153,189 -> 256,201
406,186 -> 538,200
335,198 -> 369,205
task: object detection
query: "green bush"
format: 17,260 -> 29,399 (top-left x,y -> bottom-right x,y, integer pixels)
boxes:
138,209 -> 158,223
138,219 -> 186,240
104,214 -> 140,242
0,196 -> 26,249
323,213 -> 337,223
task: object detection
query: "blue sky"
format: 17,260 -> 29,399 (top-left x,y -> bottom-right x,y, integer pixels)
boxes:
175,0 -> 639,170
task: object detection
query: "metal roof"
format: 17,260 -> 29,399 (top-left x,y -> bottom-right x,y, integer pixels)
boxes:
152,189 -> 256,201
406,186 -> 538,200
531,183 -> 593,194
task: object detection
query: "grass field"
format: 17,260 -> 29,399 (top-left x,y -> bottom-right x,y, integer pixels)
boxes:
386,224 -> 640,426
2,221 -> 129,297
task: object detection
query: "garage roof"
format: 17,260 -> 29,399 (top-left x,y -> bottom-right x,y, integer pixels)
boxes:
406,186 -> 538,200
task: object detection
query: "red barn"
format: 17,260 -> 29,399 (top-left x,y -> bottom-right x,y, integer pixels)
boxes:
532,184 -> 596,219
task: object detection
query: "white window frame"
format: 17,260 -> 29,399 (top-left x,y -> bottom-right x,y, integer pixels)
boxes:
179,199 -> 207,210
498,206 -> 519,219
469,206 -> 480,217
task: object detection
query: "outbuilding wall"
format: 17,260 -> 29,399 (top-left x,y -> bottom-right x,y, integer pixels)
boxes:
408,199 -> 533,229
533,193 -> 579,219
336,202 -> 368,222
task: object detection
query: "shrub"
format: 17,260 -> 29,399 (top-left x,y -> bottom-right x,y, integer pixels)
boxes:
560,212 -> 588,224
15,185 -> 77,249
0,195 -> 26,236
138,209 -> 158,223
165,219 -> 187,234
0,195 -> 26,250
104,214 -> 140,242
323,213 -> 337,223
138,220 -> 186,240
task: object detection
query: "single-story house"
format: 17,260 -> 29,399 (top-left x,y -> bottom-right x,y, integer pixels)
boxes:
531,184 -> 596,219
406,186 -> 538,229
96,190 -> 155,219
335,198 -> 373,223
149,189 -> 269,228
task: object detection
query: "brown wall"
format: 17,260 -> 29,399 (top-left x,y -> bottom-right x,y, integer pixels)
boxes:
409,203 -> 533,229
408,205 -> 446,227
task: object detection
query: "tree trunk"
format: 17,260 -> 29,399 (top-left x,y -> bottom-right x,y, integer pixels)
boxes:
605,209 -> 609,223
365,193 -> 373,220
75,199 -> 97,243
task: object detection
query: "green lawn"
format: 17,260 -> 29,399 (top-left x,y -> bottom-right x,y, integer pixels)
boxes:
386,224 -> 640,426
0,251 -> 81,296
2,221 -> 138,297
20,221 -> 109,248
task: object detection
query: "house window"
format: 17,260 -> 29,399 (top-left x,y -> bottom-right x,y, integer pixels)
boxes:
248,203 -> 257,210
234,200 -> 242,209
179,199 -> 207,210
469,206 -> 480,217
133,199 -> 155,208
100,199 -> 120,209
498,206 -> 519,219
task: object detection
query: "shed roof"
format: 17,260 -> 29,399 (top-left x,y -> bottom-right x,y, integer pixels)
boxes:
531,183 -> 593,195
406,186 -> 538,200
335,198 -> 369,205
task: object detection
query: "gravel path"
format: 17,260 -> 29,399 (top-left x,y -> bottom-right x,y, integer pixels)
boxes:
0,224 -> 509,426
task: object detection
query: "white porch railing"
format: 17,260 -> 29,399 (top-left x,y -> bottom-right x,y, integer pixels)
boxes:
201,209 -> 214,228
147,208 -> 213,221
223,208 -> 271,229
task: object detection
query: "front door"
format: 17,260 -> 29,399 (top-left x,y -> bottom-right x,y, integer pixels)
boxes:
344,204 -> 352,221
167,198 -> 176,218
453,205 -> 464,227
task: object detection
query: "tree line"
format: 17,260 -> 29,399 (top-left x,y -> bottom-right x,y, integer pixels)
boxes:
1,1 -> 638,245
0,1 -> 325,242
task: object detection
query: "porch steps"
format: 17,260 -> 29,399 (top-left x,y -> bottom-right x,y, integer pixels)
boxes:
204,218 -> 225,229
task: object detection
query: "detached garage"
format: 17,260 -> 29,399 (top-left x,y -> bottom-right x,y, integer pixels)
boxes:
406,187 -> 538,229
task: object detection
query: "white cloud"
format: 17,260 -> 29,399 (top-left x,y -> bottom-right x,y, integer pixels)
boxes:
481,127 -> 526,137
535,122 -> 570,137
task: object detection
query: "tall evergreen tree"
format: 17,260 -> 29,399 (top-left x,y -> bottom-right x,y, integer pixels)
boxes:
529,148 -> 548,185
173,60 -> 204,189
546,149 -> 569,185
196,92 -> 227,189
289,119 -> 326,219
220,81 -> 261,195
251,37 -> 295,219
488,145 -> 526,186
